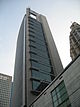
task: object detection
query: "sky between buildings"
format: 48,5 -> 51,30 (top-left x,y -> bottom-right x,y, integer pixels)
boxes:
0,0 -> 80,77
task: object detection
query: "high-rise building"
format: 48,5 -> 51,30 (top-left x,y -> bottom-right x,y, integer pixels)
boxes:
70,22 -> 80,60
0,73 -> 12,107
12,8 -> 63,107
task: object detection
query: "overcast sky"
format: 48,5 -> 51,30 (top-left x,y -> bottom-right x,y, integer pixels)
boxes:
0,0 -> 80,77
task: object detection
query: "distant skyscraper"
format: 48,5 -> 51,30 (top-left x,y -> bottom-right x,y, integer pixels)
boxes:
12,8 -> 63,107
70,22 -> 80,60
0,73 -> 12,107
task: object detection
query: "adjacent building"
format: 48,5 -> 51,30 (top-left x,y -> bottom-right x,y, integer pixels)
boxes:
11,8 -> 63,107
29,55 -> 80,107
0,73 -> 12,107
70,22 -> 80,60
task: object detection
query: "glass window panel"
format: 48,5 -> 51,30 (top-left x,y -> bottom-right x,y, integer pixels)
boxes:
31,61 -> 38,68
29,33 -> 45,41
54,101 -> 58,107
29,25 -> 43,33
29,37 -> 46,46
30,46 -> 49,58
56,82 -> 65,92
30,41 -> 47,51
30,39 -> 46,47
38,63 -> 51,72
51,81 -> 71,107
59,93 -> 68,102
29,31 -> 44,38
29,28 -> 43,35
32,80 -> 40,90
32,70 -> 51,81
29,22 -> 42,30
52,94 -> 57,102
57,87 -> 67,98
52,90 -> 56,96
29,36 -> 45,46
29,18 -> 41,24
30,42 -> 47,52
31,61 -> 51,73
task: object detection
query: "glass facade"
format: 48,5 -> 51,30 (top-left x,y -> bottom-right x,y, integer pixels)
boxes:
28,16 -> 54,94
51,81 -> 71,107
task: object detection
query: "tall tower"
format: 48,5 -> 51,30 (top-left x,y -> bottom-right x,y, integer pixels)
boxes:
12,8 -> 63,107
70,22 -> 80,60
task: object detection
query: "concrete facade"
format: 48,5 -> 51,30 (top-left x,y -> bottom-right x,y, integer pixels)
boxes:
0,73 -> 12,107
29,55 -> 80,107
11,8 -> 63,107
70,22 -> 80,60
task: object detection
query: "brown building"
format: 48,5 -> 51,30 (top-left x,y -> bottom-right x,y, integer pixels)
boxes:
70,22 -> 80,60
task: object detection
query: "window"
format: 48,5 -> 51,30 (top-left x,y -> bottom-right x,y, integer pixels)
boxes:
30,46 -> 49,58
51,81 -> 71,107
30,53 -> 50,65
29,24 -> 43,33
32,80 -> 40,90
31,61 -> 51,73
32,69 -> 51,82
30,14 -> 36,19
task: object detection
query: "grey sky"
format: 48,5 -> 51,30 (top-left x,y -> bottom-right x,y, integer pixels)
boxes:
0,0 -> 80,77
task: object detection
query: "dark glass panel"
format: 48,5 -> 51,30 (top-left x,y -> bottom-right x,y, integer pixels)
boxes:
32,70 -> 51,82
31,61 -> 51,73
30,53 -> 50,65
30,46 -> 49,58
32,80 -> 40,90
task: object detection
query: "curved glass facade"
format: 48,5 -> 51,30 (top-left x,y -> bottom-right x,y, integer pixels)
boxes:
29,16 -> 54,94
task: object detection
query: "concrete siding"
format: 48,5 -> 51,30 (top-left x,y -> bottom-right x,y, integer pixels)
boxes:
30,56 -> 80,107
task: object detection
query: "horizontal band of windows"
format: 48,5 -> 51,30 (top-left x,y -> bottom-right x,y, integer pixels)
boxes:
31,70 -> 51,82
31,77 -> 50,84
30,66 -> 51,74
29,32 -> 45,41
28,17 -> 41,25
29,25 -> 43,33
29,27 -> 42,33
31,61 -> 51,73
29,29 -> 44,37
32,79 -> 49,91
31,69 -> 54,77
29,35 -> 45,43
28,23 -> 43,32
29,33 -> 45,41
29,29 -> 44,36
30,58 -> 51,67
29,50 -> 49,59
30,67 -> 54,76
29,35 -> 46,45
29,44 -> 47,53
29,27 -> 43,34
29,16 -> 40,22
30,47 -> 49,58
30,46 -> 48,55
29,40 -> 47,49
29,45 -> 47,52
28,19 -> 41,27
29,32 -> 44,40
30,53 -> 50,65
28,22 -> 42,30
